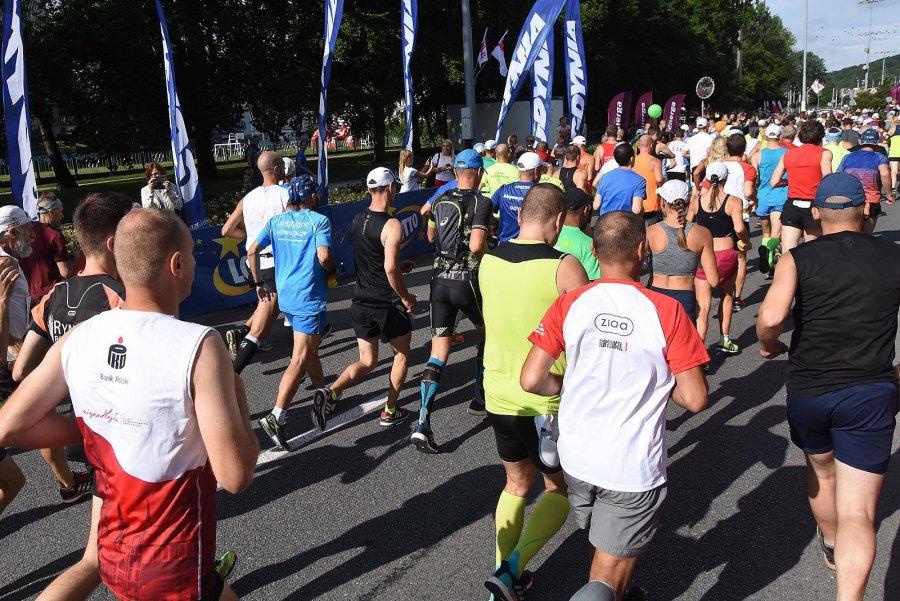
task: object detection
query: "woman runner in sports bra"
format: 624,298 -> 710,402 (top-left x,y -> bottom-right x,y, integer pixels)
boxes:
688,162 -> 750,355
647,180 -> 718,323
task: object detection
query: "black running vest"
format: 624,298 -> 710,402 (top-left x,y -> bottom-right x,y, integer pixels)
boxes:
351,209 -> 399,307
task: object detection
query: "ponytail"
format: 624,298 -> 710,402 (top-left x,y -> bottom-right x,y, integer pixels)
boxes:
670,198 -> 689,250
706,175 -> 720,212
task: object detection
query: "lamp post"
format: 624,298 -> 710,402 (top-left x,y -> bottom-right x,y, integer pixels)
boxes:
859,0 -> 885,89
801,0 -> 808,111
461,0 -> 476,148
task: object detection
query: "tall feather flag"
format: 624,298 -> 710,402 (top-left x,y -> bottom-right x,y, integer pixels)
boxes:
563,0 -> 587,135
317,0 -> 345,207
400,0 -> 417,151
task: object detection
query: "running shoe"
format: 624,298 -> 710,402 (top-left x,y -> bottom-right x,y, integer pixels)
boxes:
379,407 -> 410,427
732,297 -> 746,312
311,388 -> 338,432
411,424 -> 440,454
257,340 -> 273,352
484,560 -> 527,601
467,398 -> 487,416
757,246 -> 770,276
452,332 -> 465,346
225,325 -> 249,357
215,550 -> 238,579
259,414 -> 290,451
717,339 -> 740,354
817,526 -> 836,572
60,470 -> 94,504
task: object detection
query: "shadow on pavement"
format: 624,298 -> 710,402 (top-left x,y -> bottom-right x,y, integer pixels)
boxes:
0,548 -> 82,601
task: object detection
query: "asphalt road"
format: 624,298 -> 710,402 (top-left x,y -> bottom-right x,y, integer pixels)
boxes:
2,208 -> 900,601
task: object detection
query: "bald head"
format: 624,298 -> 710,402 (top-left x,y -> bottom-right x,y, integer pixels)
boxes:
257,150 -> 281,172
495,143 -> 511,162
638,135 -> 653,150
114,208 -> 192,288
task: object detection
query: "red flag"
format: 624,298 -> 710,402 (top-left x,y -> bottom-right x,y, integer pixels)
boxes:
491,30 -> 508,76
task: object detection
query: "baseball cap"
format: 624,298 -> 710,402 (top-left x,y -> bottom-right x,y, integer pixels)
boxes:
825,127 -> 842,142
696,117 -> 709,128
704,162 -> 729,182
861,117 -> 874,126
860,128 -> 880,145
889,111 -> 896,117
365,167 -> 399,188
484,139 -> 497,150
765,124 -> 783,139
473,142 -> 486,153
454,149 -> 484,169
516,151 -> 549,171
282,157 -> 296,177
814,173 -> 866,209
757,119 -> 767,126
657,180 -> 690,204
680,124 -> 689,131
566,188 -> 592,211
873,113 -> 880,119
572,135 -> 587,145
0,205 -> 30,233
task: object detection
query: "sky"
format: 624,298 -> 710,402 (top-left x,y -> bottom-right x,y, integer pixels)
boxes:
766,0 -> 900,76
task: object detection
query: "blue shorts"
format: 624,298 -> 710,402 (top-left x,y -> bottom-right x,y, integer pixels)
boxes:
756,201 -> 785,217
787,382 -> 899,474
283,311 -> 327,335
648,286 -> 697,321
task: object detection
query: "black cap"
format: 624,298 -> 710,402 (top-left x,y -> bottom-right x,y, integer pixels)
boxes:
566,188 -> 592,211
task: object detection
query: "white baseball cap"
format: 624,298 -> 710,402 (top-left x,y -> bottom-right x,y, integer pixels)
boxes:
757,119 -> 767,126
282,157 -> 296,177
704,161 -> 729,182
657,180 -> 690,204
473,142 -> 486,153
0,205 -> 30,233
680,124 -> 689,131
873,112 -> 880,119
365,167 -> 399,188
516,152 -> 549,171
696,117 -> 709,128
484,139 -> 497,150
765,124 -> 783,139
572,135 -> 587,145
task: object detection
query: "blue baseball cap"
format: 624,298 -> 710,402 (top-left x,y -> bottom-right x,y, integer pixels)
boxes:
814,173 -> 866,209
454,149 -> 484,169
860,128 -> 880,145
288,175 -> 319,204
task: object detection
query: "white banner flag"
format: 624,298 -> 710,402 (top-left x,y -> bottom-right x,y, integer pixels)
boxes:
477,28 -> 488,67
491,30 -> 508,76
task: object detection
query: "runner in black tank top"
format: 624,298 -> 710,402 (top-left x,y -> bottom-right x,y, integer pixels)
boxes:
558,145 -> 583,193
558,167 -> 577,192
310,168 -> 418,434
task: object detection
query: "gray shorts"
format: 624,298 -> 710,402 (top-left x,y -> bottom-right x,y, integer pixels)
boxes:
565,473 -> 667,558
258,266 -> 277,294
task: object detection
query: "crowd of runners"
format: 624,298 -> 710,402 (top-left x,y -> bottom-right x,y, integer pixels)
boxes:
0,104 -> 899,601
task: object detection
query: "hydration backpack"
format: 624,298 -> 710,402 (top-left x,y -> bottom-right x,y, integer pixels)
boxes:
431,192 -> 470,264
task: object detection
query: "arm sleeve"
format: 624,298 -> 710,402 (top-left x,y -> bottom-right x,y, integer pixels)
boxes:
527,295 -> 567,359
315,217 -> 332,248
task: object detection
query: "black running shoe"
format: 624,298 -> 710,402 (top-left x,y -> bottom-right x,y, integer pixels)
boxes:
623,587 -> 648,601
259,414 -> 290,451
485,560 -> 526,601
757,245 -> 770,276
411,424 -> 440,454
311,388 -> 338,432
467,398 -> 487,416
60,470 -> 94,504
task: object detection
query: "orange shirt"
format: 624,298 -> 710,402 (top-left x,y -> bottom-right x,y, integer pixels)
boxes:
633,154 -> 661,213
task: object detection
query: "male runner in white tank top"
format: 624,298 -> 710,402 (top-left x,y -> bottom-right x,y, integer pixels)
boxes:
0,209 -> 259,601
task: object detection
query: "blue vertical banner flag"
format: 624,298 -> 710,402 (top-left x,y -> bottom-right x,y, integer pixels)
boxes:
154,0 -> 207,229
495,0 -> 567,140
1,0 -> 37,216
318,0 -> 345,207
401,0 -> 417,151
563,0 -> 587,135
530,35 -> 553,143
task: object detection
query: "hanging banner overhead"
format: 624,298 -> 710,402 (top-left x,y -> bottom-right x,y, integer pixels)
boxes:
634,91 -> 652,128
495,0 -> 567,140
663,94 -> 685,128
318,0 -> 344,206
563,0 -> 587,135
607,91 -> 631,130
530,35 -> 553,143
1,0 -> 37,217
401,0 -> 417,151
155,0 -> 207,229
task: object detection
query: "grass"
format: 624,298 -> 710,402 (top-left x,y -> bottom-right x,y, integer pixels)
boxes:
0,146 -> 439,217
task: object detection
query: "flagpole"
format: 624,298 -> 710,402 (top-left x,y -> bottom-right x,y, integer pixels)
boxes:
801,0 -> 808,112
461,0 -> 476,147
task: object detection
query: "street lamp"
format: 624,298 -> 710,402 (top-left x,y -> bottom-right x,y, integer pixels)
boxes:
859,0 -> 885,89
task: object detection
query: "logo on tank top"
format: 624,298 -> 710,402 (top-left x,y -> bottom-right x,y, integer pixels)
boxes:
107,337 -> 127,369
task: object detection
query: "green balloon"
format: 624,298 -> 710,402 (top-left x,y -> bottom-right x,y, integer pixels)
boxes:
648,104 -> 663,119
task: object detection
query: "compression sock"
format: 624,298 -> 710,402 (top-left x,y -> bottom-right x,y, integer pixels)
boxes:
505,491 -> 570,577
475,336 -> 486,403
419,358 -> 445,428
233,335 -> 259,373
271,405 -> 286,425
495,491 -> 527,565
569,580 -> 617,601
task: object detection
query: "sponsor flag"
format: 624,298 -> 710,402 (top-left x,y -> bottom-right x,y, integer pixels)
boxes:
811,79 -> 824,94
607,91 -> 632,129
401,0 -> 417,151
494,0 -> 567,140
154,0 -> 206,228
563,0 -> 587,135
663,94 -> 685,128
317,0 -> 344,206
634,91 -> 652,128
1,0 -> 37,216
477,28 -> 488,67
491,30 -> 508,76
530,35 -> 553,142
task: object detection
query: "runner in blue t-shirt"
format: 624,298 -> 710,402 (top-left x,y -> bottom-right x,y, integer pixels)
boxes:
249,175 -> 335,451
490,151 -> 545,243
594,143 -> 647,215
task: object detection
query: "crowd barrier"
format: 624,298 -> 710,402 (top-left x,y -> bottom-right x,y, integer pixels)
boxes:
179,188 -> 434,319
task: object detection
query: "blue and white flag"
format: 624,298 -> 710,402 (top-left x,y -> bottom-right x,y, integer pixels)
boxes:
1,0 -> 37,217
563,0 -> 587,135
155,0 -> 206,229
495,0 -> 567,141
318,0 -> 344,207
401,0 -> 417,151
530,35 -> 553,143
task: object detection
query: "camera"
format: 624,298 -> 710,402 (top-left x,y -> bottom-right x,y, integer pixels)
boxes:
151,177 -> 165,190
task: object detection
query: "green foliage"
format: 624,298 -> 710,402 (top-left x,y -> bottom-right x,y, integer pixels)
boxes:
828,53 -> 900,92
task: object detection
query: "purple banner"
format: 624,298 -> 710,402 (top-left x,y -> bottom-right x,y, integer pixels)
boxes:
607,91 -> 631,129
663,94 -> 685,128
634,91 -> 652,128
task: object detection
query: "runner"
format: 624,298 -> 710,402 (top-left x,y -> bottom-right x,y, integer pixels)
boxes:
593,124 -> 619,172
0,208 -> 259,601
250,175 -> 334,451
824,127 -> 849,173
666,127 -> 690,182
751,124 -> 790,278
557,145 -> 589,193
491,152 -> 545,244
888,120 -> 900,194
0,261 -> 23,517
769,120 -> 832,251
412,149 -> 492,454
757,173 -> 900,601
221,151 -> 289,370
19,193 -> 77,303
835,128 -> 894,234
571,135 -> 595,194
481,143 -> 520,198
686,117 -> 714,181
688,162 -> 751,355
310,168 -> 417,431
555,188 -> 601,280
520,210 -> 709,600
647,180 -> 718,322
593,144 -> 646,215
480,184 -> 588,600
634,135 -> 664,224
723,133 -> 757,312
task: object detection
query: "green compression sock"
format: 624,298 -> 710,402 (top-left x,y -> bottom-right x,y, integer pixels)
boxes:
505,491 -> 570,577
495,491 -> 527,565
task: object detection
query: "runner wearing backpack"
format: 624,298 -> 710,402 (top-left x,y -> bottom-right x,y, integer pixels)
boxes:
412,149 -> 494,454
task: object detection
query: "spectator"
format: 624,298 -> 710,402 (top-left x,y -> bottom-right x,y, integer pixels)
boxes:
246,135 -> 263,187
398,149 -> 434,193
140,163 -> 183,212
431,139 -> 456,188
20,193 -> 78,303
557,115 -> 572,144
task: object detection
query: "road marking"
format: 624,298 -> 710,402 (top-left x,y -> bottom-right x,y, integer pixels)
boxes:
254,395 -> 388,469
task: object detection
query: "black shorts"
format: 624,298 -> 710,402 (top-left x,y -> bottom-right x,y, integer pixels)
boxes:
487,412 -> 561,474
350,301 -> 412,343
666,172 -> 687,182
866,202 -> 883,220
889,156 -> 900,162
257,266 -> 276,294
429,277 -> 483,338
781,198 -> 820,231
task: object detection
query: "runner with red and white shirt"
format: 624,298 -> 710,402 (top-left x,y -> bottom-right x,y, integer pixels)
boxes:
521,211 -> 709,601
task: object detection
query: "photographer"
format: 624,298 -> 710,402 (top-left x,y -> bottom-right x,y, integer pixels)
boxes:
140,162 -> 183,212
